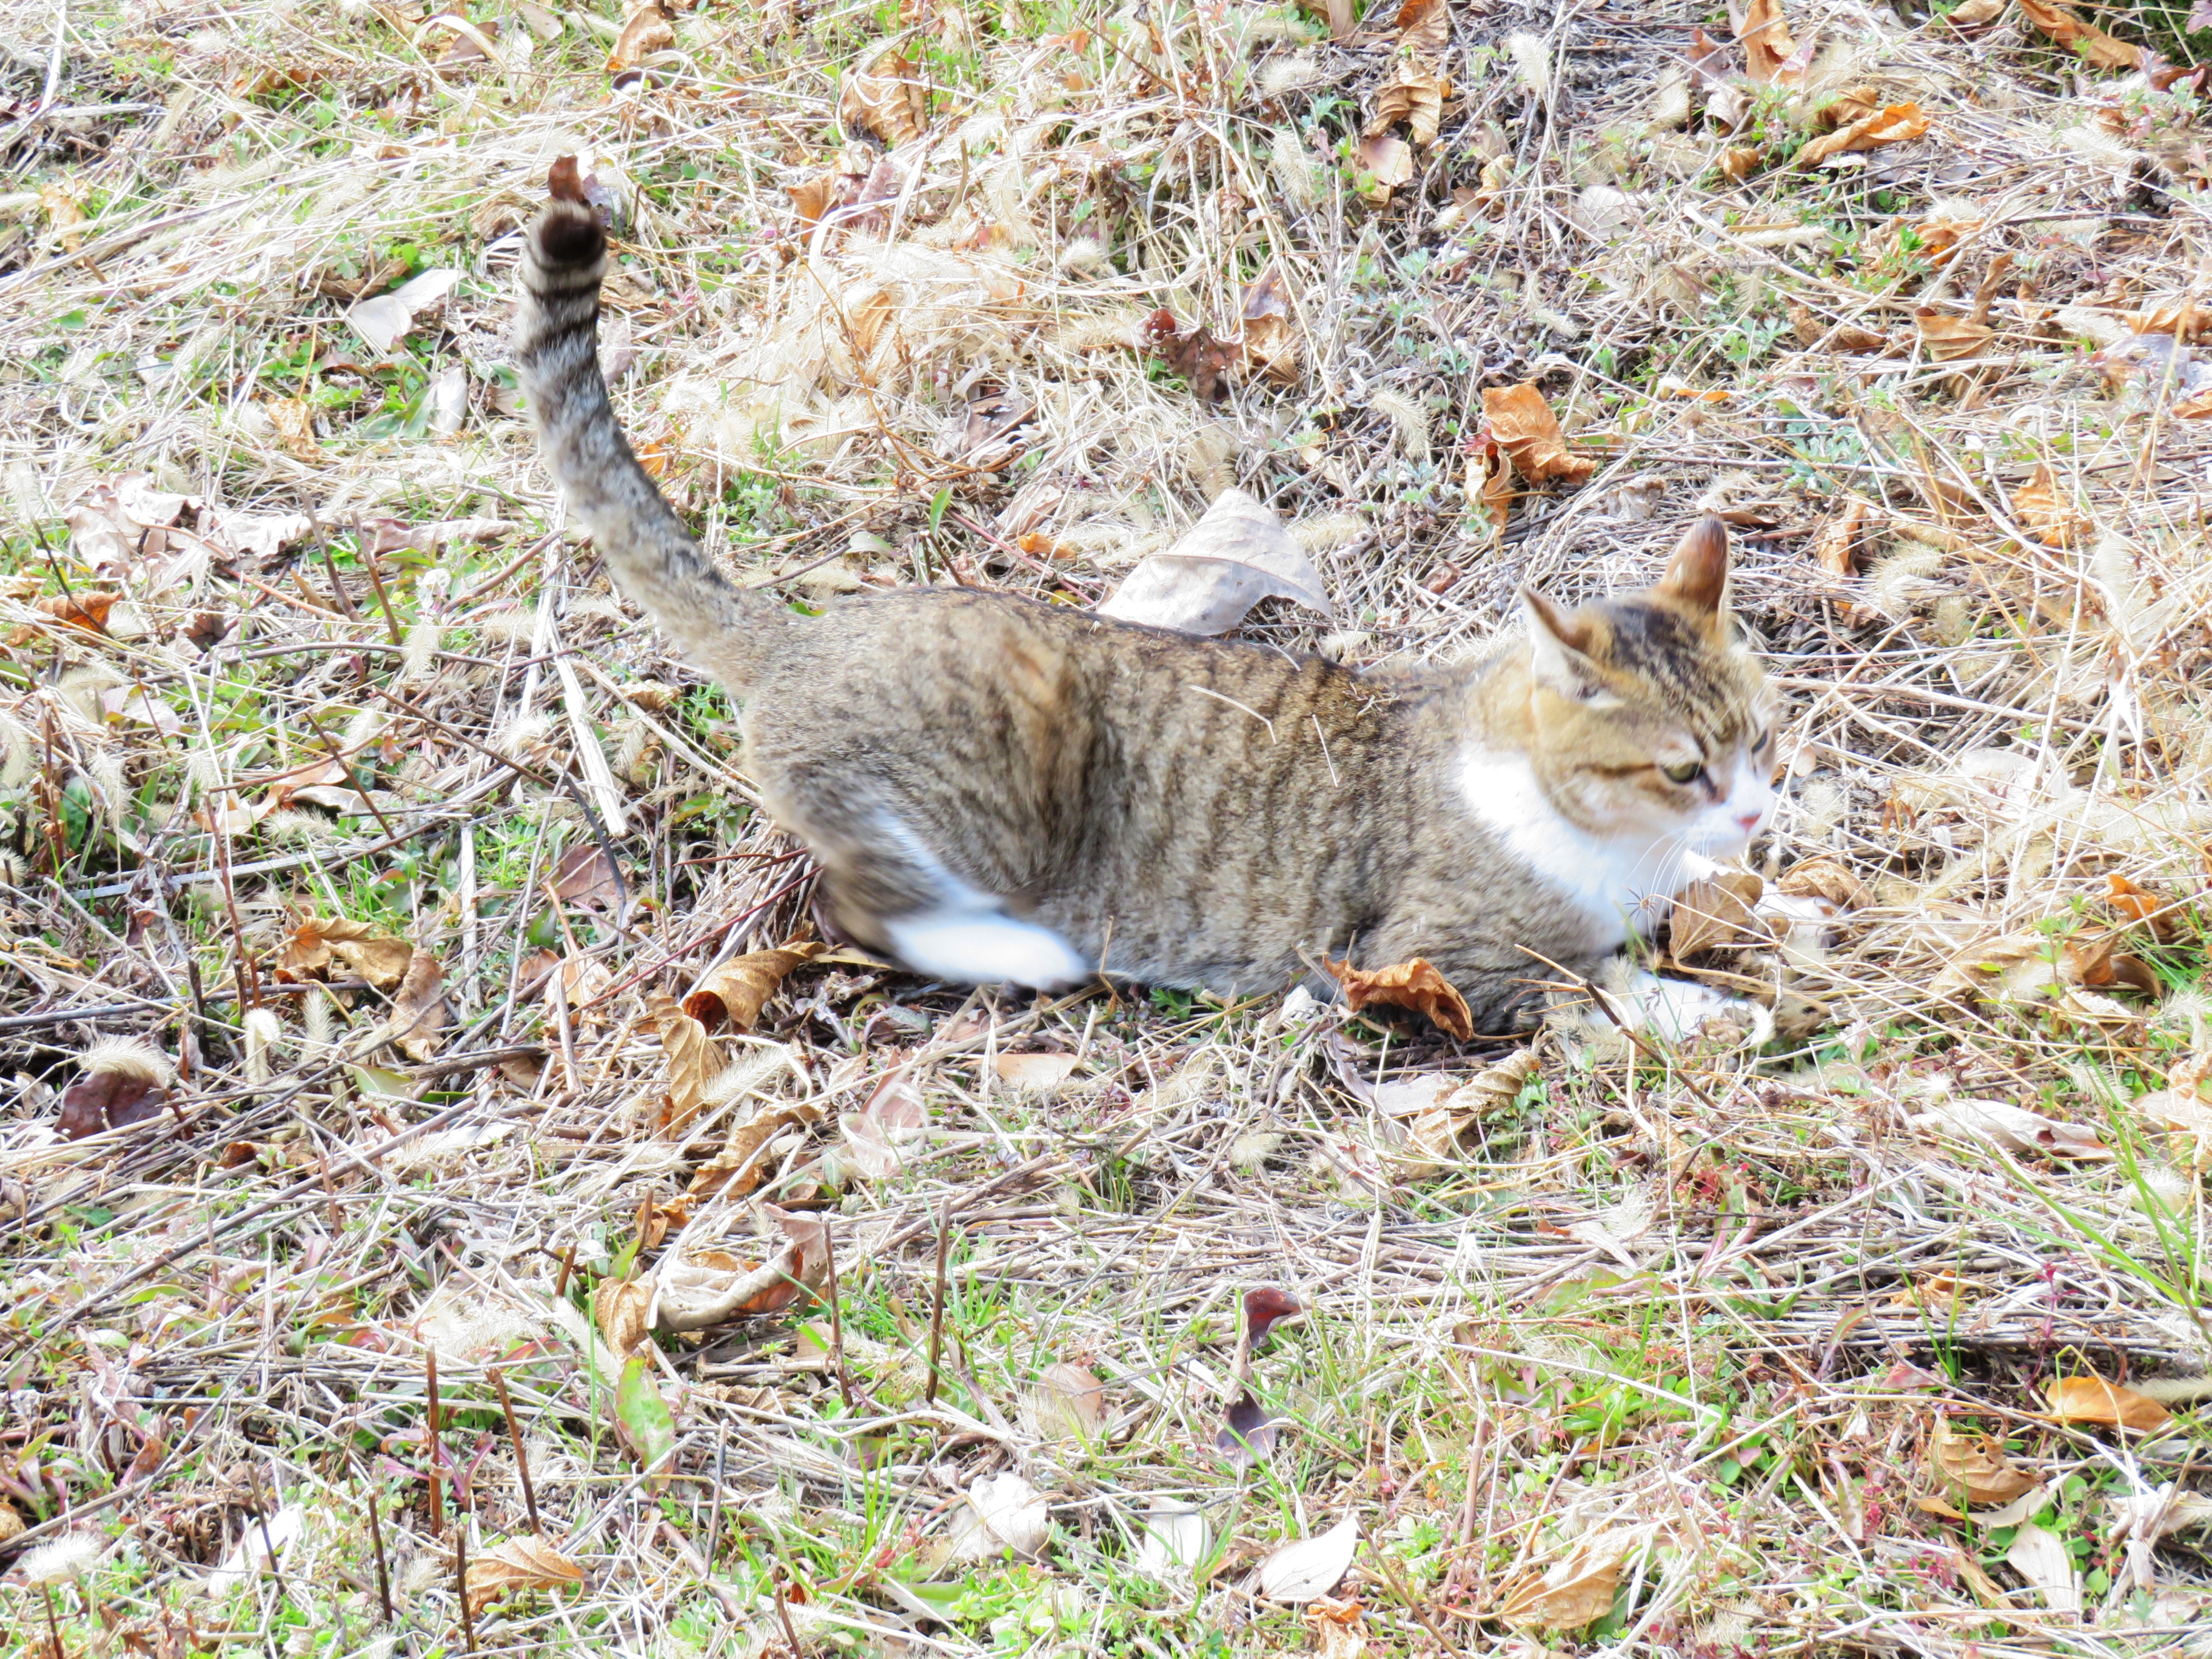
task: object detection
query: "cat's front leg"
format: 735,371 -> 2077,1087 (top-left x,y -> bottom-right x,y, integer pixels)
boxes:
1551,958 -> 1773,1048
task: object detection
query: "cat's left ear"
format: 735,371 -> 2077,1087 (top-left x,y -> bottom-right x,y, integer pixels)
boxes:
1655,514 -> 1729,620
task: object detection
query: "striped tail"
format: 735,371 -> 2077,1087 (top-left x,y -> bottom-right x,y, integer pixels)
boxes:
512,170 -> 780,690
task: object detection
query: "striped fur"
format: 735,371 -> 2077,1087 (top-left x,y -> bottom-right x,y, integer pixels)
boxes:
511,192 -> 1775,1028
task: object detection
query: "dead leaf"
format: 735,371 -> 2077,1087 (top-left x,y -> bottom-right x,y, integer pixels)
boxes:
1469,437 -> 1514,540
1145,306 -> 1240,400
841,49 -> 927,146
1946,0 -> 2006,25
279,917 -> 414,990
948,1472 -> 1051,1563
36,591 -> 119,634
1482,383 -> 1594,484
1394,0 -> 1447,52
2108,873 -> 2174,940
2013,463 -> 2083,547
1818,84 -> 1885,128
1472,155 -> 1512,216
1304,1595 -> 1367,1659
1257,1513 -> 1359,1602
1908,1096 -> 2110,1161
1353,132 -> 1414,202
2006,1521 -> 2082,1612
682,939 -> 823,1033
1244,1285 -> 1304,1356
465,1535 -> 584,1615
1815,498 -> 1870,577
1031,1362 -> 1107,1440
1777,857 -> 1866,908
646,992 -> 722,1133
1239,265 -> 1299,386
266,397 -> 320,461
550,845 -> 625,907
2019,0 -> 2142,70
654,1206 -> 829,1328
1795,102 -> 1929,166
1789,303 -> 1890,354
1500,1532 -> 1629,1631
1928,1417 -> 2039,1506
1135,1499 -> 1208,1577
1097,488 -> 1330,635
2048,1375 -> 2171,1433
594,1278 -> 652,1359
346,267 -> 464,357
56,1060 -> 171,1141
1365,62 -> 1450,149
1915,309 -> 1994,363
1737,0 -> 1807,87
992,1051 -> 1081,1090
1216,1389 -> 1281,1467
1671,871 -> 1765,960
1717,146 -> 1762,183
687,1096 -> 825,1202
608,1 -> 674,69
40,181 -> 86,252
1324,956 -> 1474,1039
388,950 -> 447,1062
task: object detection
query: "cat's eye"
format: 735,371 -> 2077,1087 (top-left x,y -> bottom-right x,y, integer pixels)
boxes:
1752,728 -> 1773,751
1661,760 -> 1704,785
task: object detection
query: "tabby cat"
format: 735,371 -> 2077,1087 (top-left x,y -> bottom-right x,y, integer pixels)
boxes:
513,181 -> 1777,1034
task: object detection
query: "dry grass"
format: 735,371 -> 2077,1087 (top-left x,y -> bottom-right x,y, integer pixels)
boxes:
5,0 -> 2212,1652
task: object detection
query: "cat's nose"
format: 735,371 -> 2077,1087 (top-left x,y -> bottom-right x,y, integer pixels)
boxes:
1735,811 -> 1763,833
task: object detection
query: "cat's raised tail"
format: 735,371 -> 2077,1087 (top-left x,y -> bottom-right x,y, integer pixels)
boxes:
513,169 -> 788,690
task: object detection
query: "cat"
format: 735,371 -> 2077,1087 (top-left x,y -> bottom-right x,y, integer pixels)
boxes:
512,178 -> 1778,1035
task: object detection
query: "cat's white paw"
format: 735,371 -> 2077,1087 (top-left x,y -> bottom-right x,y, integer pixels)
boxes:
886,909 -> 1091,988
1613,968 -> 1761,1044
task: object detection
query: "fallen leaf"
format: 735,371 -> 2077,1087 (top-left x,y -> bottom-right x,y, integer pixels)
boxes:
841,48 -> 927,146
1239,265 -> 1299,385
36,591 -> 118,634
1737,0 -> 1806,86
1144,306 -> 1241,400
1795,102 -> 1929,167
594,1278 -> 652,1359
1717,145 -> 1762,183
992,1051 -> 1081,1089
266,397 -> 320,461
1908,1097 -> 2110,1161
346,267 -> 464,357
1216,1389 -> 1281,1467
1244,1285 -> 1304,1354
1946,0 -> 2006,25
1814,499 -> 1871,577
948,1472 -> 1050,1562
686,1096 -> 825,1202
1915,309 -> 1994,363
1365,62 -> 1450,149
1096,488 -> 1330,636
1482,383 -> 1594,484
608,0 -> 673,69
682,939 -> 823,1033
279,917 -> 414,990
839,1110 -> 901,1179
2013,463 -> 2083,547
1472,155 -> 1512,216
1790,303 -> 1889,354
1500,1532 -> 1629,1631
645,993 -> 722,1133
1258,1513 -> 1359,1603
1670,871 -> 1764,960
1323,956 -> 1475,1040
2006,1521 -> 2082,1612
615,1354 -> 677,1484
1394,0 -> 1447,52
653,1207 -> 828,1328
1353,132 -> 1414,201
464,1535 -> 585,1615
2106,1482 -> 2212,1542
56,1061 -> 171,1141
1928,1418 -> 2039,1506
2048,1375 -> 2171,1433
1777,856 -> 1865,907
2019,0 -> 2142,70
2130,1087 -> 2212,1165
207,1503 -> 304,1595
2106,873 -> 2173,940
550,845 -> 625,907
387,950 -> 447,1062
1134,1499 -> 1208,1577
1032,1362 -> 1107,1440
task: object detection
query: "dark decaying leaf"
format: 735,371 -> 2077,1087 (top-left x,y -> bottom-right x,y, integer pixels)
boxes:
1244,1286 -> 1304,1354
551,845 -> 625,907
57,1069 -> 170,1140
1216,1389 -> 1280,1467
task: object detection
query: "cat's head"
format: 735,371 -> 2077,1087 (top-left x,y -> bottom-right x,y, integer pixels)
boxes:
1518,515 -> 1777,860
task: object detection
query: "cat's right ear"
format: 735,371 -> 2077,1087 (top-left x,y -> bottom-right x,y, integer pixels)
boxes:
1521,585 -> 1606,700
1655,514 -> 1729,618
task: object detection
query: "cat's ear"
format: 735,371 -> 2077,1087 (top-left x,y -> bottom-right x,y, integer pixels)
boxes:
1521,585 -> 1606,699
1655,514 -> 1730,618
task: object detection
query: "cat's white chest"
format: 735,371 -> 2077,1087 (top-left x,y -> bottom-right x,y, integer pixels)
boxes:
1455,749 -> 1687,945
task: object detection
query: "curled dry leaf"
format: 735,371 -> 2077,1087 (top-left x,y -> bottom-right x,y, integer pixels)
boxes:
1928,1417 -> 2038,1507
1032,1361 -> 1107,1440
1914,309 -> 1992,362
1353,133 -> 1413,202
1907,1097 -> 2110,1162
1238,265 -> 1299,386
1481,383 -> 1594,485
384,951 -> 447,1063
1216,1390 -> 1280,1467
465,1535 -> 585,1615
2048,1375 -> 2171,1433
1500,1532 -> 1629,1631
841,49 -> 928,146
654,1207 -> 829,1329
2106,873 -> 2173,940
2013,463 -> 2084,547
1669,870 -> 1763,960
2019,0 -> 2142,70
1795,102 -> 1929,167
1814,498 -> 1870,577
38,591 -> 118,634
1257,1513 -> 1359,1603
1244,1285 -> 1304,1355
1737,0 -> 1808,87
594,1277 -> 652,1359
1394,0 -> 1447,52
645,993 -> 721,1134
1778,856 -> 1865,908
687,1094 -> 825,1201
279,916 -> 414,990
949,1472 -> 1050,1562
347,267 -> 464,356
56,1056 -> 172,1141
1324,955 -> 1475,1039
1096,488 -> 1329,636
608,1 -> 674,70
615,1353 -> 677,1486
683,939 -> 823,1033
1790,303 -> 1890,354
1365,62 -> 1450,149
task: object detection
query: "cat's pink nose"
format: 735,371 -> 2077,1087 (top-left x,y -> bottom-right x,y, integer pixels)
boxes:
1736,812 -> 1763,833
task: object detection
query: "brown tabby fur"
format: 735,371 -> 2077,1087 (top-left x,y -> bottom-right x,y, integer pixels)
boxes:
512,187 -> 1774,1031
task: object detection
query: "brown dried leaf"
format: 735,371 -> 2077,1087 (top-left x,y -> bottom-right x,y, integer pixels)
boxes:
2013,464 -> 2083,547
1717,146 -> 1762,183
2106,873 -> 2174,940
1777,856 -> 1866,908
682,939 -> 824,1033
1795,102 -> 1929,166
840,49 -> 928,146
1482,383 -> 1594,484
465,1535 -> 585,1615
2048,1375 -> 2171,1433
1353,133 -> 1414,201
1323,956 -> 1475,1040
993,1051 -> 1081,1089
594,1277 -> 653,1359
389,950 -> 447,1062
646,991 -> 722,1133
1365,63 -> 1450,149
1789,302 -> 1889,354
1394,0 -> 1447,52
1500,1533 -> 1629,1631
1239,265 -> 1300,386
551,845 -> 625,907
1670,872 -> 1763,960
1737,0 -> 1807,86
1946,0 -> 2006,25
1928,1417 -> 2039,1507
1915,309 -> 1994,363
280,917 -> 414,990
2019,0 -> 2143,70
2127,301 -> 2210,341
655,1207 -> 830,1328
686,1096 -> 825,1202
57,1068 -> 170,1141
1818,83 -> 1885,128
37,591 -> 118,634
266,397 -> 320,461
1814,498 -> 1870,577
607,1 -> 673,70
1033,1361 -> 1107,1440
